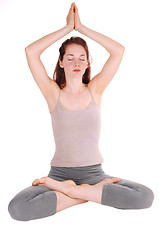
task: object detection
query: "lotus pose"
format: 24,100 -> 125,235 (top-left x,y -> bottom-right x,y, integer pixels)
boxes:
8,2 -> 154,221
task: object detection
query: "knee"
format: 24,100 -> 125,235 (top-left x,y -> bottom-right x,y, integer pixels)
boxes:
8,196 -> 29,221
138,186 -> 154,209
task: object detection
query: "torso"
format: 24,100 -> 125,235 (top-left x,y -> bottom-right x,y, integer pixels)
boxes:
46,82 -> 102,113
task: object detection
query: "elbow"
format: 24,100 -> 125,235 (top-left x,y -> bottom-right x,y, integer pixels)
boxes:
25,46 -> 32,55
120,44 -> 125,50
25,46 -> 37,57
117,45 -> 125,58
119,45 -> 125,54
25,46 -> 41,57
111,45 -> 125,57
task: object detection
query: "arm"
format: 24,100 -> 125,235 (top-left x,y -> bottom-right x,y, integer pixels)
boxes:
25,3 -> 75,100
77,25 -> 124,56
74,4 -> 125,95
25,25 -> 72,99
25,25 -> 72,56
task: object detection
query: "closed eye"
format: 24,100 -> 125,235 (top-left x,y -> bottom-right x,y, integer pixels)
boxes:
67,58 -> 85,61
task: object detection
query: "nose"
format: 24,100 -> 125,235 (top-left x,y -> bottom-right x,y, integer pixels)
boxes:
73,59 -> 80,66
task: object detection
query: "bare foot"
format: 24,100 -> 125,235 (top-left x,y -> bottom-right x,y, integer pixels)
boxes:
79,177 -> 120,188
32,177 -> 47,186
94,177 -> 120,187
32,177 -> 76,195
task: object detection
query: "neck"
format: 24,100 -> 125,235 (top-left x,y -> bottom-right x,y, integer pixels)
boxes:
64,79 -> 87,95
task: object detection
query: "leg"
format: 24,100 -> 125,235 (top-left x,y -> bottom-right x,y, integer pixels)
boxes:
32,176 -> 154,210
8,185 -> 57,221
67,178 -> 120,203
55,191 -> 88,213
68,177 -> 154,209
33,177 -> 120,204
101,178 -> 154,209
69,183 -> 104,203
8,185 -> 87,221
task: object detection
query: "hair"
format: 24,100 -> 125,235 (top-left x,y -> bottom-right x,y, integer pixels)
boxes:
53,36 -> 91,89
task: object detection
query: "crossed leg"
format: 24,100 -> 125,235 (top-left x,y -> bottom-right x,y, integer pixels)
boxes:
8,175 -> 154,221
32,176 -> 154,209
8,183 -> 88,221
32,176 -> 120,204
55,190 -> 88,213
9,176 -> 110,221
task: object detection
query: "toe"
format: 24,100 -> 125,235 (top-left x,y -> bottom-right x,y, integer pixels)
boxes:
32,179 -> 39,185
32,177 -> 47,186
39,176 -> 47,183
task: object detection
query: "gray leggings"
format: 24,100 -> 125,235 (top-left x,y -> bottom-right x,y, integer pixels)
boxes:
8,164 -> 154,221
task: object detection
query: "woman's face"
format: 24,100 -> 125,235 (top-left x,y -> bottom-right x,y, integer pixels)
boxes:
59,44 -> 89,79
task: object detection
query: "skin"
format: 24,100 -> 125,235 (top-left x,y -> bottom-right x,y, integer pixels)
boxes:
31,3 -> 122,209
32,177 -> 120,204
59,43 -> 89,94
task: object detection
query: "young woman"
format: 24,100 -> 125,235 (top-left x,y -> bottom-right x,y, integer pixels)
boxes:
8,2 -> 154,221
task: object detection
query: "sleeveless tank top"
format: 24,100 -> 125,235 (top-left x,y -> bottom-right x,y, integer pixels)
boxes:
50,87 -> 104,167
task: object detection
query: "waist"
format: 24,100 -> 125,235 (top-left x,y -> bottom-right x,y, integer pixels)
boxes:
50,149 -> 104,167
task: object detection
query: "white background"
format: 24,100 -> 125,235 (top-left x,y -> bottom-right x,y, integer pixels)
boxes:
1,0 -> 159,239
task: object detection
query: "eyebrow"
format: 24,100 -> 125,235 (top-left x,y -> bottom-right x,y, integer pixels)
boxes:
66,54 -> 86,57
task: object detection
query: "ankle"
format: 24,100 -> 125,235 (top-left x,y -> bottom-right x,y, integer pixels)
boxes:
63,180 -> 77,197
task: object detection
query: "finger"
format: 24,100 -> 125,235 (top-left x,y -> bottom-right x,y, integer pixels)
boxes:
73,3 -> 75,13
69,3 -> 73,12
69,5 -> 73,13
72,4 -> 76,15
75,3 -> 78,12
71,2 -> 75,9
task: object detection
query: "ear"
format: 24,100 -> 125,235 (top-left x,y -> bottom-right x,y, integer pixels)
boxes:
86,60 -> 90,68
59,59 -> 64,68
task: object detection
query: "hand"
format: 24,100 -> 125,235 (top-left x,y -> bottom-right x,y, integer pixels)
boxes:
66,2 -> 75,30
74,3 -> 82,31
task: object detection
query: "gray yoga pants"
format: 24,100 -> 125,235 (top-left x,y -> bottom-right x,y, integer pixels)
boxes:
8,164 -> 154,221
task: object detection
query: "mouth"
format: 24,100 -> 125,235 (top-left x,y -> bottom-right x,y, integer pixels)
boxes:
73,69 -> 81,72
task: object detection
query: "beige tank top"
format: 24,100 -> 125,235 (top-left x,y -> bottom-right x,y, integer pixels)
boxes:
50,87 -> 104,167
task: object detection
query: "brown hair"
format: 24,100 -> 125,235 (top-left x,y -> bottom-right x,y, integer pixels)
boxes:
53,36 -> 91,89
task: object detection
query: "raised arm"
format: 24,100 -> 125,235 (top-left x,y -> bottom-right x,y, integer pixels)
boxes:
25,3 -> 75,100
74,3 -> 125,95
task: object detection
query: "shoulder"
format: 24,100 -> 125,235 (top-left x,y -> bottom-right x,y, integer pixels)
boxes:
87,78 -> 103,98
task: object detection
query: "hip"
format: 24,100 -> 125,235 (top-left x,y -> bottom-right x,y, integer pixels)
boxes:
47,163 -> 108,185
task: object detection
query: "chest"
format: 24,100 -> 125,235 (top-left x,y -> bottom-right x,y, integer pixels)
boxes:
47,86 -> 102,113
60,89 -> 101,111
